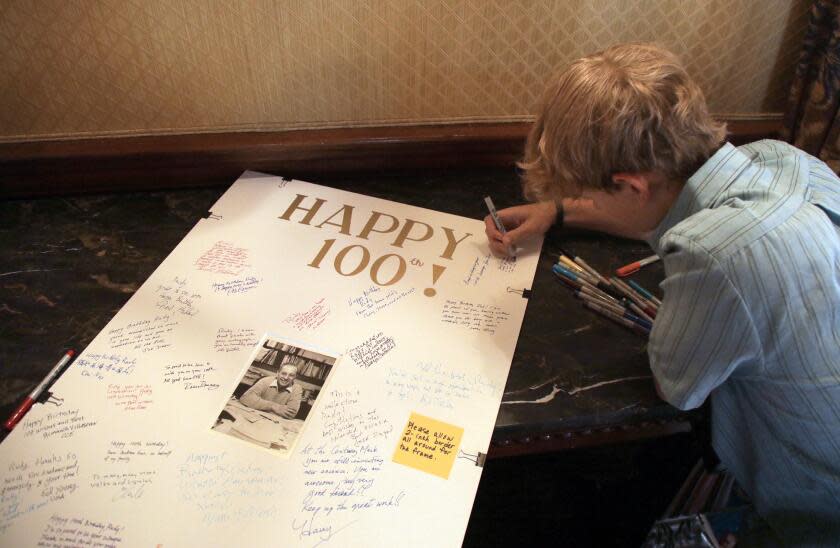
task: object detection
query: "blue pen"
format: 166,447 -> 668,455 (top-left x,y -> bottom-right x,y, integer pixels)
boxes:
627,279 -> 656,302
624,311 -> 653,330
553,264 -> 587,284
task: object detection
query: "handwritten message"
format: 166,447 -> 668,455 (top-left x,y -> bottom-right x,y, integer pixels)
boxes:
213,327 -> 258,353
195,241 -> 251,275
462,253 -> 514,285
348,286 -> 416,318
295,442 -> 404,544
104,440 -> 173,464
498,255 -> 516,273
162,362 -> 220,391
320,389 -> 394,444
393,412 -> 463,479
177,452 -> 286,526
462,255 -> 489,286
90,471 -> 156,503
155,276 -> 201,317
37,514 -> 125,547
75,353 -> 137,381
107,315 -> 178,353
106,384 -> 153,411
441,299 -> 511,334
211,276 -> 261,295
283,298 -> 330,331
384,361 -> 502,410
347,332 -> 395,369
1,453 -> 79,532
20,409 -> 97,440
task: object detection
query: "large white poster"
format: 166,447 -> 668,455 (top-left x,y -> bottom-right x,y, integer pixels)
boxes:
0,172 -> 542,547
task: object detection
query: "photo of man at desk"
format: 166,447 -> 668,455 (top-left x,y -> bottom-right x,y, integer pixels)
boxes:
240,363 -> 302,420
485,43 -> 840,545
212,336 -> 337,456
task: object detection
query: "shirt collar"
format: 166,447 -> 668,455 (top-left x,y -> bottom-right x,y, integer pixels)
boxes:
646,143 -> 747,254
269,378 -> 293,392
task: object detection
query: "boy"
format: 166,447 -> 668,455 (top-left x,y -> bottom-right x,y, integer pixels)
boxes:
486,43 -> 840,545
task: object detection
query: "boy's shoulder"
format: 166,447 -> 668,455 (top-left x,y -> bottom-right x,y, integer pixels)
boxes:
736,138 -> 799,160
662,140 -> 829,261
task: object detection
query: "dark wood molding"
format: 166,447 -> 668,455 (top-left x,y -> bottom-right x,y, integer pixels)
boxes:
487,419 -> 693,459
0,117 -> 782,198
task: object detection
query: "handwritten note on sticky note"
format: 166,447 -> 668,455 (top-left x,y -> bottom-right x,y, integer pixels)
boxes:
392,412 -> 463,479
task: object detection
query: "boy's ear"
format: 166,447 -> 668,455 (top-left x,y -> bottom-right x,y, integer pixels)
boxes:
611,172 -> 652,203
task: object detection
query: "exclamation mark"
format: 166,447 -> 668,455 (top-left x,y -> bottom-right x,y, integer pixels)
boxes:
424,265 -> 446,297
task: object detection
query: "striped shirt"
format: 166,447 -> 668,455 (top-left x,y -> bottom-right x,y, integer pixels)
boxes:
646,140 -> 840,544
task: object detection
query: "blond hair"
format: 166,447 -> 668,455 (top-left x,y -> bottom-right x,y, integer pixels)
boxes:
520,43 -> 726,201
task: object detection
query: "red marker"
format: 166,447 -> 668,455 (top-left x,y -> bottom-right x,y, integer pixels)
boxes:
616,254 -> 660,277
4,350 -> 75,431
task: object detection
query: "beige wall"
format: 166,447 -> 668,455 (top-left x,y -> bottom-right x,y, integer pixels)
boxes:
0,0 -> 809,143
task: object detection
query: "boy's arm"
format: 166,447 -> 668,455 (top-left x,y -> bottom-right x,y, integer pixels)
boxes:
484,197 -> 632,256
648,236 -> 762,410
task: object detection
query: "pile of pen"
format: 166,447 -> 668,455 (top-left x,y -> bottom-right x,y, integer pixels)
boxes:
552,247 -> 661,337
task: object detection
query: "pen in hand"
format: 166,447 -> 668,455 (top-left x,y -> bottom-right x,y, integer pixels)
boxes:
484,196 -> 516,257
4,349 -> 75,431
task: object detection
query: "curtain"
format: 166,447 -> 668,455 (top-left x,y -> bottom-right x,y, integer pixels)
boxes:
781,0 -> 840,172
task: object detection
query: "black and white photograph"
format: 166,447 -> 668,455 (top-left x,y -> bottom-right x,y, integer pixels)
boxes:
211,334 -> 338,456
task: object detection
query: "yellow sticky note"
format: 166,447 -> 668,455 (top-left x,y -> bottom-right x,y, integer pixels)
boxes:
392,412 -> 464,479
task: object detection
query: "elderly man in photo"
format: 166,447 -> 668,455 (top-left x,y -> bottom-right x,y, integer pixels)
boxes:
240,363 -> 302,419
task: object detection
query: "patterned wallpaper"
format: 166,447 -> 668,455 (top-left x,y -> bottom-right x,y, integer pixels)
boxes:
0,0 -> 810,143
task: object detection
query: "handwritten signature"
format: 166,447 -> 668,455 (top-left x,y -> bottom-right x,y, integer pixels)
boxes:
112,484 -> 145,502
292,508 -> 357,547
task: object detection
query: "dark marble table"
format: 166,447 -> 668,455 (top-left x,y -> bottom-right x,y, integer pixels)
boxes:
0,169 -> 695,449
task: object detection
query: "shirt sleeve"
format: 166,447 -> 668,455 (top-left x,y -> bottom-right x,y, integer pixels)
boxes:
240,376 -> 275,411
649,236 -> 762,410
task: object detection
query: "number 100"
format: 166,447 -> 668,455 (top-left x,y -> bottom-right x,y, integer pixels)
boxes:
308,239 -> 407,286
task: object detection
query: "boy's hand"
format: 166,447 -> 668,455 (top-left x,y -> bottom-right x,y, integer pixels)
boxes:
484,201 -> 558,257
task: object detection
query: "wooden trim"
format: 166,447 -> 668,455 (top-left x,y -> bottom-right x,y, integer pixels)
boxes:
0,118 -> 782,198
487,419 -> 693,459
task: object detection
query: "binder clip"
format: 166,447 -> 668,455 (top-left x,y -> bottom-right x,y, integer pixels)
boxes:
457,449 -> 487,468
37,390 -> 63,407
507,287 -> 532,299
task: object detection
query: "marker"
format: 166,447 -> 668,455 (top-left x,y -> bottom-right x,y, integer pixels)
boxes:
573,257 -> 607,284
553,265 -> 617,304
628,279 -> 662,306
568,257 -> 624,301
611,277 -> 658,318
615,277 -> 658,312
580,283 -> 622,307
627,301 -> 655,324
557,246 -> 576,260
553,264 -> 599,292
4,350 -> 75,431
557,260 -> 598,285
616,254 -> 660,277
575,291 -> 652,330
583,300 -> 650,337
553,269 -> 584,291
612,276 -> 656,309
484,196 -> 515,257
558,255 -> 586,274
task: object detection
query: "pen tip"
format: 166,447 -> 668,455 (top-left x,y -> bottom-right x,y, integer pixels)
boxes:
67,349 -> 75,357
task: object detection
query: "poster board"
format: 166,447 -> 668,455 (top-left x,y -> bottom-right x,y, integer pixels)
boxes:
0,172 -> 542,547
